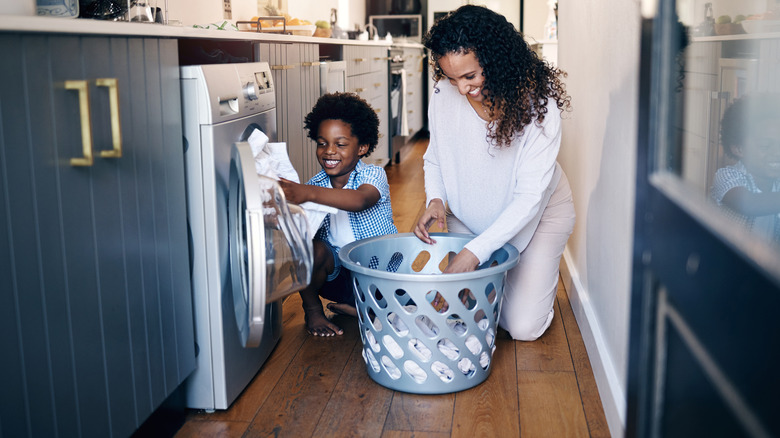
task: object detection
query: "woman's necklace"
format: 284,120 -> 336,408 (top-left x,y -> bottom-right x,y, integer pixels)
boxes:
467,95 -> 491,121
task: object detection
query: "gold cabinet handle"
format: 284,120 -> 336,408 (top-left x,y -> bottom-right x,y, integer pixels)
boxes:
271,65 -> 295,70
378,133 -> 384,138
374,108 -> 381,113
66,80 -> 93,167
354,88 -> 365,92
96,78 -> 122,159
353,58 -> 366,62
301,61 -> 319,67
374,56 -> 392,61
407,92 -> 414,95
408,110 -> 414,114
373,82 -> 382,87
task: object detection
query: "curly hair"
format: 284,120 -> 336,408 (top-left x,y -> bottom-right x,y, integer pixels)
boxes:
720,93 -> 780,159
303,92 -> 379,158
423,5 -> 571,147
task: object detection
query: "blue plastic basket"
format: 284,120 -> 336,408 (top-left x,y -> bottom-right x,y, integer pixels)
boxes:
338,233 -> 520,394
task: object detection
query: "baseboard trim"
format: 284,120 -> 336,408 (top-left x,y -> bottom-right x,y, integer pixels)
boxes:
560,249 -> 626,438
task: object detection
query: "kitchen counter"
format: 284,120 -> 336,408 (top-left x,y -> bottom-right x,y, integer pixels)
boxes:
0,14 -> 394,46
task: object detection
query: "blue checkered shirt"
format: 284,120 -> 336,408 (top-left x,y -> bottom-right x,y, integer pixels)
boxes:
307,160 -> 397,250
711,160 -> 780,242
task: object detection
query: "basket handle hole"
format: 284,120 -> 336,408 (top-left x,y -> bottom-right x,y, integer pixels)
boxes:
458,288 -> 477,310
394,289 -> 417,311
438,251 -> 458,273
426,290 -> 449,313
484,283 -> 497,304
387,312 -> 410,336
386,251 -> 404,272
412,250 -> 431,272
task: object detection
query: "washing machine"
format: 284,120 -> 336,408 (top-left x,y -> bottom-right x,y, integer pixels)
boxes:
180,62 -> 311,411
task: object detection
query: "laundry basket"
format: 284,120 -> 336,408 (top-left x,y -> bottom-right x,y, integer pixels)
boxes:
338,233 -> 520,394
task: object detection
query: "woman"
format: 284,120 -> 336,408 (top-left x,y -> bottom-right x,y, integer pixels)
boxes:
414,5 -> 575,341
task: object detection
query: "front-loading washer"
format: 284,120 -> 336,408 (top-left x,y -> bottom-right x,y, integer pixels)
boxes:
180,62 -> 311,410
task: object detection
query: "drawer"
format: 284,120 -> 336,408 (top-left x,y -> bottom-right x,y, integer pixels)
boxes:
345,45 -> 370,76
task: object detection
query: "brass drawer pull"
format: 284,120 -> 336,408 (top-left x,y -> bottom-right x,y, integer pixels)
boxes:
301,61 -> 319,67
353,58 -> 366,62
97,78 -> 122,159
354,88 -> 365,92
374,83 -> 382,87
66,80 -> 94,167
271,65 -> 295,70
374,108 -> 381,113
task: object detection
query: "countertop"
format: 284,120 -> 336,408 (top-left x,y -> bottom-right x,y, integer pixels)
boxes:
0,15 -> 425,48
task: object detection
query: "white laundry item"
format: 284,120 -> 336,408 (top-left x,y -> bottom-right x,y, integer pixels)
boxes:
387,312 -> 410,336
415,315 -> 438,337
399,69 -> 409,135
431,361 -> 454,382
408,338 -> 432,361
362,348 -> 380,372
458,357 -> 475,375
381,356 -> 402,380
479,351 -> 490,369
403,360 -> 427,383
437,338 -> 459,361
465,335 -> 482,356
247,128 -> 336,236
382,335 -> 404,359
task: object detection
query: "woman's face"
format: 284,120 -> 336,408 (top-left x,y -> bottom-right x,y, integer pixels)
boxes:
438,51 -> 486,102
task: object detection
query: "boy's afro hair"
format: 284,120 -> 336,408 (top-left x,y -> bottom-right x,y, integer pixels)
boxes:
304,92 -> 380,157
720,92 -> 780,158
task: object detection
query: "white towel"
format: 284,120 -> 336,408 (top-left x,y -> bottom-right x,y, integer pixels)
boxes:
247,129 -> 336,237
399,68 -> 409,136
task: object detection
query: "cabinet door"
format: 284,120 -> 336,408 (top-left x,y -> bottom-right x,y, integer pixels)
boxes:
0,34 -> 194,438
298,43 -> 321,182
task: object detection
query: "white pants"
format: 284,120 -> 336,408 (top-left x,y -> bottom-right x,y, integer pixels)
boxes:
447,171 -> 575,341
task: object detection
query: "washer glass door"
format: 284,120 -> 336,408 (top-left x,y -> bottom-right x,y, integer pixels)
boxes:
228,141 -> 312,348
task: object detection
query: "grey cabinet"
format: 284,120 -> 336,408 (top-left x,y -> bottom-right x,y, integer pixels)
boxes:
255,42 -> 321,182
345,44 -> 391,167
0,34 -> 195,438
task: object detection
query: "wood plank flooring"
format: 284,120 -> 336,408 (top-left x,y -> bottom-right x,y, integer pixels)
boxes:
174,139 -> 610,438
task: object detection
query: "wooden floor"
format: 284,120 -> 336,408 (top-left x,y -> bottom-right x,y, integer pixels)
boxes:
174,140 -> 610,438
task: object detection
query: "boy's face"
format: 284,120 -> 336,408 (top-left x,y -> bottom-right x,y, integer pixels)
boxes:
735,123 -> 780,181
316,119 -> 368,186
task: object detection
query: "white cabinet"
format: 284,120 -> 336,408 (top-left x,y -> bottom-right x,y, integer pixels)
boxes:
345,44 -> 391,167
255,42 -> 321,182
401,46 -> 426,137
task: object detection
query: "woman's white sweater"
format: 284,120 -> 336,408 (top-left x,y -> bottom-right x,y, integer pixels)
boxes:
423,80 -> 563,263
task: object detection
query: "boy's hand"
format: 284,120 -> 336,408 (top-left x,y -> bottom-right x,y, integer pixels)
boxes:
414,199 -> 446,244
279,178 -> 309,205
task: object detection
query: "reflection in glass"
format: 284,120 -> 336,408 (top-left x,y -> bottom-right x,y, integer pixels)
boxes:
710,94 -> 780,243
670,0 -> 780,252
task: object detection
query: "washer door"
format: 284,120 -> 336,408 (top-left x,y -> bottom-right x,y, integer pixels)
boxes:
229,141 -> 313,348
229,142 -> 268,348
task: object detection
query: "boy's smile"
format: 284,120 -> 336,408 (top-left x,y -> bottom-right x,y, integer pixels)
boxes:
316,119 -> 368,189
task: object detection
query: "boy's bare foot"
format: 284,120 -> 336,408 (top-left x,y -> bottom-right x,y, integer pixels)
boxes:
326,302 -> 358,317
304,308 -> 344,336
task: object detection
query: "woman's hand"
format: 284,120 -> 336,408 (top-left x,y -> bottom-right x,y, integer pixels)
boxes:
443,248 -> 479,273
414,199 -> 446,244
278,178 -> 309,205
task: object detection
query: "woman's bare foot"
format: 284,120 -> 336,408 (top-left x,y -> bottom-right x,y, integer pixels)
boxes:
304,308 -> 344,336
326,302 -> 358,317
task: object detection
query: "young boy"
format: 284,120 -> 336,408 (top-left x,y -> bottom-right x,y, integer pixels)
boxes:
711,93 -> 780,242
279,92 -> 397,336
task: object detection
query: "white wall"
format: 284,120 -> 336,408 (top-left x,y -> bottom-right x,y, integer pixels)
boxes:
556,0 -> 640,437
